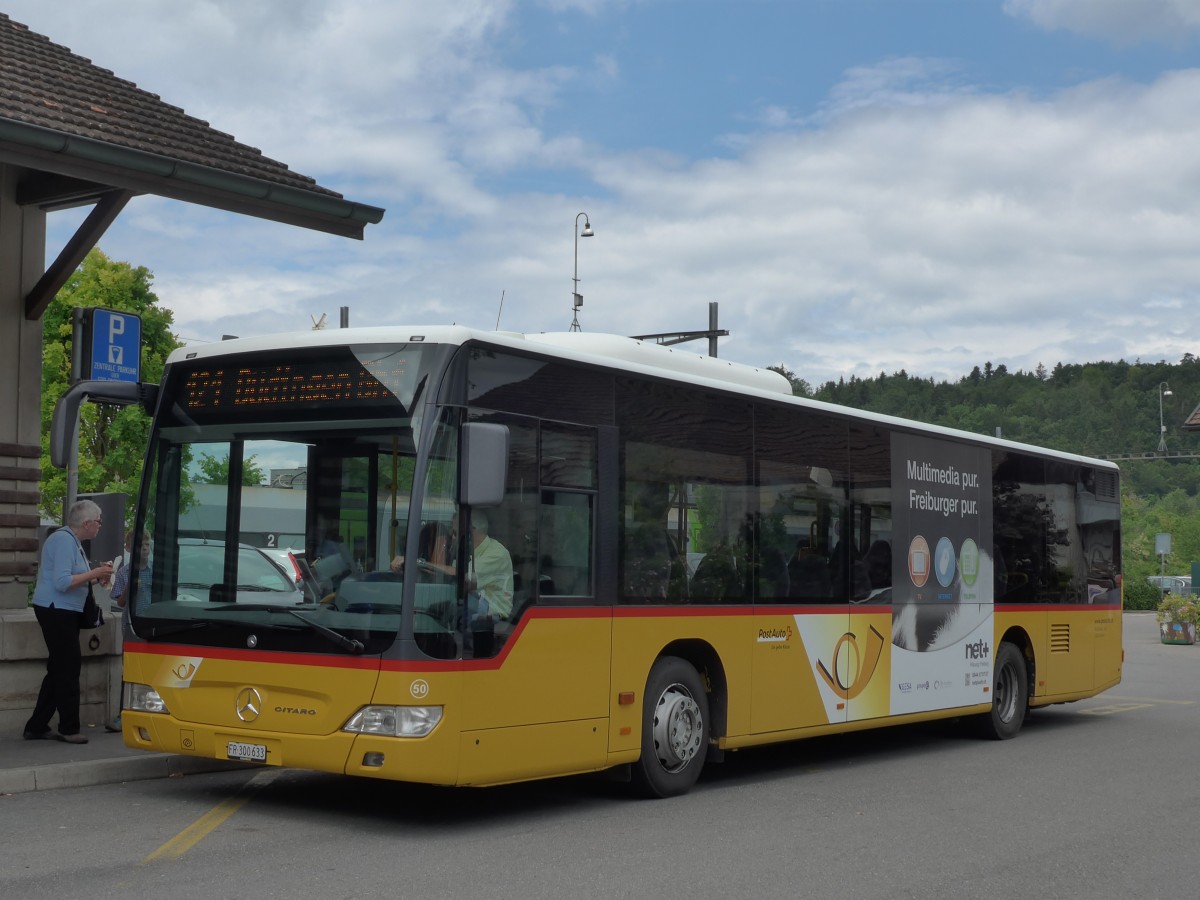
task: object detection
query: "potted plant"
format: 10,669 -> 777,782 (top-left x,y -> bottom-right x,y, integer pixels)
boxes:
1156,592 -> 1199,645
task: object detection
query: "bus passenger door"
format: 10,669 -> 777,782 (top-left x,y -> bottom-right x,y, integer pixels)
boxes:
752,403 -> 855,736
456,417 -> 611,785
776,496 -> 855,732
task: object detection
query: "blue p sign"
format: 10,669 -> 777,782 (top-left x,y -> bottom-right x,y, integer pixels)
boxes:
83,308 -> 142,383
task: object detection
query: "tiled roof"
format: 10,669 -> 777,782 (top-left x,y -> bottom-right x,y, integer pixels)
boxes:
0,12 -> 335,197
1184,402 -> 1200,431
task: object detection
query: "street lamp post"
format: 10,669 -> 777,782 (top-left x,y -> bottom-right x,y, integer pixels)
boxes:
571,212 -> 593,331
1159,381 -> 1173,453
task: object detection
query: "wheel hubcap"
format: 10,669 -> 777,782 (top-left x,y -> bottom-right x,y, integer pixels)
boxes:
995,662 -> 1017,722
651,682 -> 703,772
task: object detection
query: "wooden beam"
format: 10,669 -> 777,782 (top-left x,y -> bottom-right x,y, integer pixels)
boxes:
24,188 -> 133,320
16,171 -> 112,210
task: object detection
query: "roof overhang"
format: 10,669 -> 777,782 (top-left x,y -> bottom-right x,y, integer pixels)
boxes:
0,117 -> 385,240
1183,402 -> 1200,431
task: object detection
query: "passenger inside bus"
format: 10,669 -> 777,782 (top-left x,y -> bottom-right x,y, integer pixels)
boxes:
788,539 -> 830,601
690,541 -> 738,602
390,514 -> 459,579
622,481 -> 687,602
851,539 -> 892,603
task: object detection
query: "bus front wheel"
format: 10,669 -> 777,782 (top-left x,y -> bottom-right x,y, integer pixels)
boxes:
977,641 -> 1028,740
631,656 -> 710,798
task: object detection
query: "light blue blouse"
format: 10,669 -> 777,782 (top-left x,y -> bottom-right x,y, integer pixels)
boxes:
32,528 -> 90,612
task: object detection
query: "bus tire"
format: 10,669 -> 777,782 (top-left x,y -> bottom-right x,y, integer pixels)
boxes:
631,656 -> 710,798
977,641 -> 1028,740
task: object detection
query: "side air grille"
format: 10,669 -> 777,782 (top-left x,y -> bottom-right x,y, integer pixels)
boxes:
1094,469 -> 1119,502
1050,622 -> 1071,654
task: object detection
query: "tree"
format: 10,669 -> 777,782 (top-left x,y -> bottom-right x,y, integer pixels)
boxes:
39,249 -> 182,522
768,365 -> 812,398
193,453 -> 267,487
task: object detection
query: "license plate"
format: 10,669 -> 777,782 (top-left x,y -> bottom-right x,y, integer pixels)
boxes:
226,741 -> 268,762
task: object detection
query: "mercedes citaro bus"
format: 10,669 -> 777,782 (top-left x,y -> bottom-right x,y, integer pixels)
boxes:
53,327 -> 1123,797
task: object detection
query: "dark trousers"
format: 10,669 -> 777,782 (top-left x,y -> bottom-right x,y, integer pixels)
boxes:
24,604 -> 83,736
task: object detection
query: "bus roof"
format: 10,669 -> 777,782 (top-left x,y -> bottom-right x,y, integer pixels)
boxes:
166,325 -> 1118,471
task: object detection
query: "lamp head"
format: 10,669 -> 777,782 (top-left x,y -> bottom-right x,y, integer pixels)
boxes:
580,220 -> 594,237
1165,388 -> 1174,397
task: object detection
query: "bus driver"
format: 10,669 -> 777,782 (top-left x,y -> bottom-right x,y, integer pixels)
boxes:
465,510 -> 513,622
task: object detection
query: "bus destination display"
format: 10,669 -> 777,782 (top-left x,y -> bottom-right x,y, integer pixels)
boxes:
179,351 -> 419,416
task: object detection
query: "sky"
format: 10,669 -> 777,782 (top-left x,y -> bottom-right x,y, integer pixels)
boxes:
7,0 -> 1200,387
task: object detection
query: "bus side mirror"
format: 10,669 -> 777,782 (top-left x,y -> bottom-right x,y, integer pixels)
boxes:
460,423 -> 508,507
50,380 -> 157,468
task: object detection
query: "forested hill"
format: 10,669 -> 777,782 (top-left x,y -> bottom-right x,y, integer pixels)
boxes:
798,358 -> 1199,461
772,356 -> 1200,607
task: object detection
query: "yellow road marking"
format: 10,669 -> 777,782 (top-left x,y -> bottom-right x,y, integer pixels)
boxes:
1079,702 -> 1155,716
1091,695 -> 1195,706
144,769 -> 282,862
1078,696 -> 1195,716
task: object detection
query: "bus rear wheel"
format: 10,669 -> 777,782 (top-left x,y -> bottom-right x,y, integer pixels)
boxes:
977,641 -> 1028,740
631,656 -> 710,798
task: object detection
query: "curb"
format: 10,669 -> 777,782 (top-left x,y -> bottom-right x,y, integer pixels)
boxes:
0,754 -> 258,796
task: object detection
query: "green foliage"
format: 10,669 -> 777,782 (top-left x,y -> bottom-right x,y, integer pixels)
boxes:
809,356 -> 1200,594
192,453 -> 267,486
1122,576 -> 1161,611
1156,592 -> 1200,626
769,365 -> 812,398
40,249 -> 182,523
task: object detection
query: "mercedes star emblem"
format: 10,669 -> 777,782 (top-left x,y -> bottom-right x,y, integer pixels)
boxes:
235,687 -> 263,722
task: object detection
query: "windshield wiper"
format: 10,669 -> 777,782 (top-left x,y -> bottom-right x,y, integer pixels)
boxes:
277,608 -> 365,655
212,604 -> 365,655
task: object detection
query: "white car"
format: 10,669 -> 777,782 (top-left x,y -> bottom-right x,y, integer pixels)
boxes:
1148,575 -> 1191,595
175,538 -> 305,606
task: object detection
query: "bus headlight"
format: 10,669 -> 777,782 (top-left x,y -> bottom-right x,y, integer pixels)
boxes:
343,705 -> 442,738
123,682 -> 170,715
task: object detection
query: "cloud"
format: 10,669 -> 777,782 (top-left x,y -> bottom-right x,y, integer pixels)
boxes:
66,59 -> 1200,387
14,1 -> 1200,389
1004,0 -> 1200,45
557,65 -> 1200,382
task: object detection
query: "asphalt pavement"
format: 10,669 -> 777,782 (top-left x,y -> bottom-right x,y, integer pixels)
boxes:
0,723 -> 252,795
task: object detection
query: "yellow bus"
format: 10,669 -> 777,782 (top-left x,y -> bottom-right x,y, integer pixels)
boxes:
58,327 -> 1123,797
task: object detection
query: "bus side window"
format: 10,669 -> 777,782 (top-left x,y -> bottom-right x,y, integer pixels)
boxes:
537,422 -> 597,606
539,490 -> 594,601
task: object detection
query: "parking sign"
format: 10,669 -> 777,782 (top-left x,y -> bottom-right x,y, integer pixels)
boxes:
82,308 -> 142,383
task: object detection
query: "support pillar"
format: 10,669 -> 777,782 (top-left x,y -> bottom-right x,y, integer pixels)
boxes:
0,164 -> 122,732
0,162 -> 45,609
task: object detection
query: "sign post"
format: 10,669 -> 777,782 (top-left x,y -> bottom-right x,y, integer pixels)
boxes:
65,308 -> 143,517
1156,532 -> 1172,594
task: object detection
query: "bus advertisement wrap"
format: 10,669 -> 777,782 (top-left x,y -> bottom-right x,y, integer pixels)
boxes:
890,432 -> 994,716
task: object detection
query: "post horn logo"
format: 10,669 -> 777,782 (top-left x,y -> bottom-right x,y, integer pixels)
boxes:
815,625 -> 886,701
173,662 -> 196,680
235,687 -> 263,723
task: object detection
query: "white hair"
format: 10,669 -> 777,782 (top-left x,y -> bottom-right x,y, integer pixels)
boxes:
67,499 -> 102,528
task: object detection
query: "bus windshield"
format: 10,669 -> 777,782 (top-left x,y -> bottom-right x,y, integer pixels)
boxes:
127,343 -> 459,657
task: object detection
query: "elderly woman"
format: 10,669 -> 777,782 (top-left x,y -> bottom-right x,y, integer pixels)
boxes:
23,499 -> 113,744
